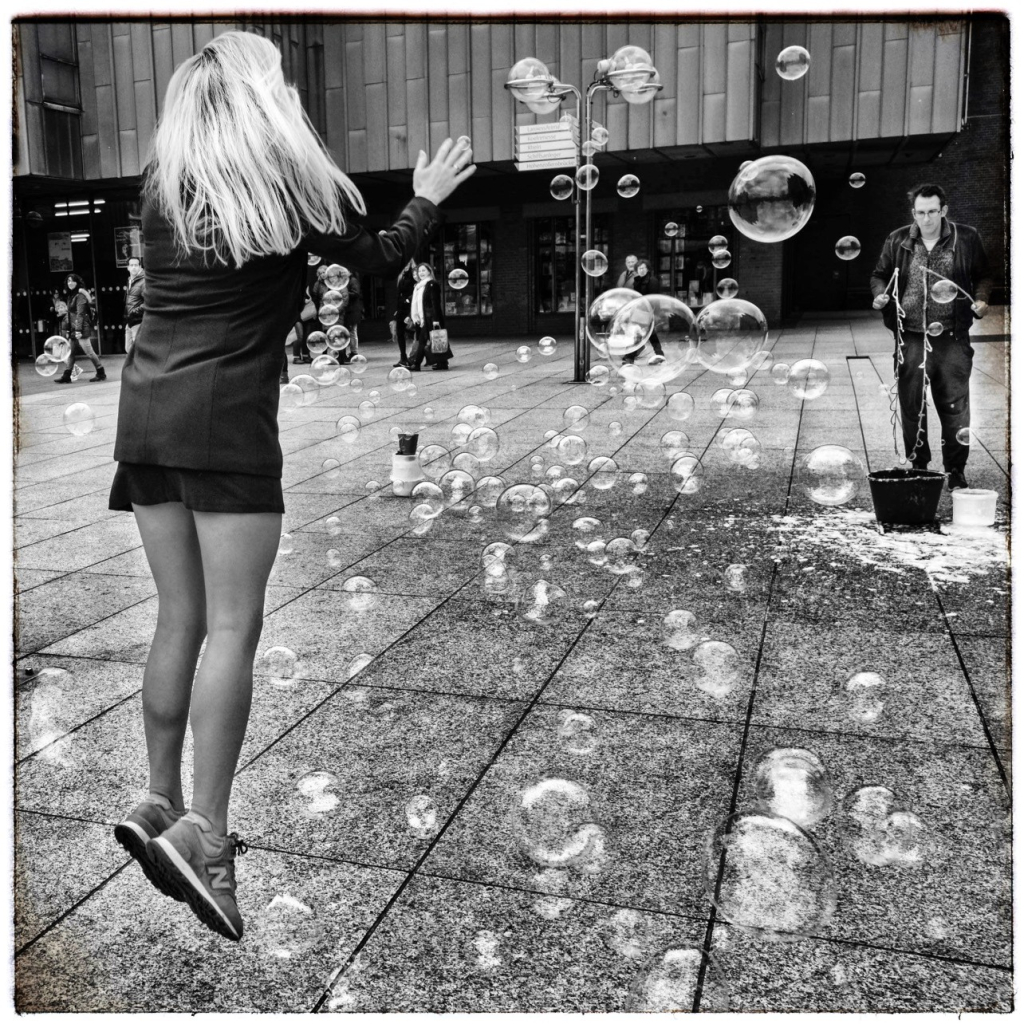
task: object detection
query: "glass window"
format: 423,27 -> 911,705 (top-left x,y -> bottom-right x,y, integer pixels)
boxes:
426,223 -> 493,316
535,215 -> 609,314
652,206 -> 730,309
40,57 -> 79,107
37,23 -> 76,63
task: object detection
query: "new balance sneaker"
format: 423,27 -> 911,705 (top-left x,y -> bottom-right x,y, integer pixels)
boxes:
114,797 -> 185,900
647,354 -> 666,365
148,813 -> 248,941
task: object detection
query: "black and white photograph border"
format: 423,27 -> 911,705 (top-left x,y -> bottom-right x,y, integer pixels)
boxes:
5,0 -> 1018,1015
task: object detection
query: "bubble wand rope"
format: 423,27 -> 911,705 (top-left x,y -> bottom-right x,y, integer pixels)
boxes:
921,265 -> 976,303
884,267 -> 930,464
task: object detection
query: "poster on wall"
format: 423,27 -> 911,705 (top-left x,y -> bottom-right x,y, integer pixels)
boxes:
114,226 -> 144,267
47,232 -> 73,272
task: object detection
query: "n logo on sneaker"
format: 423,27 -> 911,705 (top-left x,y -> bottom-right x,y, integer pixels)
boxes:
209,865 -> 232,890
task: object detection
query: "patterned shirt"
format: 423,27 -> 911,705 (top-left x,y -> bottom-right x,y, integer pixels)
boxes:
901,238 -> 956,335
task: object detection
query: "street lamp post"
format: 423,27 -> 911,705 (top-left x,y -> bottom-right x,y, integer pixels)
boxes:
505,46 -> 661,383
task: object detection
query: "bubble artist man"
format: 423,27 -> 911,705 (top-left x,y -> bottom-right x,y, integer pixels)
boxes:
107,30 -> 473,942
869,183 -> 992,490
123,256 -> 146,355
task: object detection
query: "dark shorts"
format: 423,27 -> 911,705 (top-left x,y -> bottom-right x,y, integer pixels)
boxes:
109,463 -> 284,514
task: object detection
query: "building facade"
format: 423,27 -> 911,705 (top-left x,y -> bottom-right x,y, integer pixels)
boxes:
11,15 -> 1010,359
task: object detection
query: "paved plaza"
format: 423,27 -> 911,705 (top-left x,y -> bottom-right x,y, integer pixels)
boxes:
12,310 -> 1011,1012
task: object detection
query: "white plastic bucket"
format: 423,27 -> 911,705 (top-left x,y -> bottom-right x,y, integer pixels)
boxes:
951,488 -> 998,527
391,453 -> 425,496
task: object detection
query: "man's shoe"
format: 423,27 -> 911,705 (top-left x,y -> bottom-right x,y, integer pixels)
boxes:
947,470 -> 969,491
148,813 -> 248,941
647,354 -> 666,365
114,798 -> 185,900
911,459 -> 929,471
89,369 -> 107,382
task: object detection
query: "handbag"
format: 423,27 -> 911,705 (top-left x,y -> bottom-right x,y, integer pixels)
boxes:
429,326 -> 449,353
299,290 -> 316,322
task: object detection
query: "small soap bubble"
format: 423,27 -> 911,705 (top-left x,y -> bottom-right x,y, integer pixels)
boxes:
692,640 -> 740,697
585,540 -> 608,567
708,234 -> 729,253
550,174 -> 574,201
775,44 -> 811,80
582,599 -> 600,619
296,770 -> 341,816
538,336 -> 557,355
670,455 -> 703,495
582,250 -> 608,277
277,533 -> 295,556
563,404 -> 591,430
842,788 -> 929,868
35,354 -> 59,377
517,579 -> 569,626
663,222 -> 679,238
725,564 -> 747,591
317,302 -> 340,327
588,455 -> 620,490
638,381 -> 667,409
955,427 -> 972,446
439,469 -> 476,509
799,445 -> 864,506
711,249 -> 732,269
608,421 -> 623,438
556,710 -> 598,754
586,365 -> 610,386
617,174 -> 640,198
405,794 -> 439,838
306,331 -> 329,356
771,362 -> 790,385
572,517 -> 602,548
349,354 -> 368,375
341,575 -> 379,612
849,171 -> 866,188
62,403 -> 95,436
726,389 -> 759,421
716,277 -> 739,299
511,777 -> 606,870
325,516 -> 343,536
409,504 -> 437,536
310,354 -> 342,386
262,645 -> 298,686
667,392 -> 695,421
930,278 -> 959,304
335,415 -> 361,445
751,748 -> 834,828
515,345 -> 532,364
448,267 -> 469,291
845,671 -> 885,724
322,458 -> 341,480
388,365 -> 413,392
483,363 -> 499,380
45,335 -> 72,362
411,482 -> 443,514
628,947 -> 730,1012
786,359 -> 830,400
494,484 -> 551,543
356,400 -> 376,423
324,264 -> 351,290
695,298 -> 769,375
591,125 -> 610,146
926,321 -> 945,337
629,472 -> 649,495
660,430 -> 690,460
326,325 -> 351,352
711,387 -> 735,417
326,549 -> 343,569
576,164 -> 599,192
604,537 -> 641,576
834,235 -> 861,261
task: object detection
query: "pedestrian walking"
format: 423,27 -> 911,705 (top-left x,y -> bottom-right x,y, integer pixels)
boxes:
54,273 -> 105,383
407,263 -> 450,371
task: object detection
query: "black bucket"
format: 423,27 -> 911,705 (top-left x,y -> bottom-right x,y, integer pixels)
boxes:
397,432 -> 419,455
867,469 -> 945,525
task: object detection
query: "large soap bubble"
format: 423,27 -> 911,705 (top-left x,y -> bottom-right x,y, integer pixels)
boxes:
615,295 -> 697,387
786,359 -> 831,400
728,155 -> 816,243
751,748 -> 834,829
706,812 -> 836,939
44,335 -> 71,362
506,57 -> 554,102
494,484 -> 551,542
511,777 -> 606,870
694,299 -> 769,375
775,45 -> 811,80
799,445 -> 865,506
588,288 -> 651,360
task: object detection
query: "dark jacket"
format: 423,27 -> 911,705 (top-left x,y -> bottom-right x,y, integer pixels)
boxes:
342,274 -> 363,327
124,274 -> 146,325
870,218 -> 993,334
114,193 -> 441,477
62,291 -> 93,339
394,266 -> 416,321
616,268 -> 638,290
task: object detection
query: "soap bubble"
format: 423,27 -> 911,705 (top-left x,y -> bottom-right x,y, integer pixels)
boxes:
451,423 -> 473,447
572,517 -> 602,549
660,430 -> 690,459
692,640 -> 740,697
495,484 -> 551,542
35,354 -> 59,377
466,426 -> 500,462
586,365 -> 610,386
667,392 -> 695,421
341,575 -> 379,612
321,458 -> 341,480
728,155 -> 816,243
786,359 -> 830,400
325,516 -> 342,536
771,362 -> 790,385
324,264 -> 351,290
955,427 -> 972,446
517,579 -> 569,626
582,250 -> 608,277
538,336 -> 557,355
326,325 -> 351,352
711,249 -> 732,270
616,295 -> 698,387
411,481 -> 445,515
637,380 -> 666,408
507,56 -> 553,101
775,44 -> 811,80
834,235 -> 861,261
511,777 -> 606,870
349,354 -> 368,374
628,947 -> 730,1012
419,445 -> 452,478
930,278 -> 959,303
695,299 -> 768,375
588,455 -> 620,490
448,267 -> 469,291
562,405 -> 590,431
326,549 -> 343,568
670,455 -> 703,494
726,389 -> 759,420
751,748 -> 834,828
307,253 -> 321,266
262,646 -> 298,687
405,794 -> 439,838
514,345 -> 532,364
44,335 -> 71,362
457,404 -> 490,428
481,541 -> 516,568
306,331 -> 328,356
848,171 -> 866,189
438,469 -> 476,509
310,355 -> 341,386
475,475 -> 506,508
926,322 -> 945,337
63,403 -> 95,436
482,362 -> 499,380
725,564 -> 747,591
251,892 -> 325,962
716,278 -> 739,300
711,388 -> 734,416
722,428 -> 762,467
581,140 -> 599,157
576,164 -> 599,192
322,289 -> 346,308
663,222 -> 679,238
708,235 -> 729,253
845,671 -> 885,723
550,175 -> 574,201
295,770 -> 341,817
629,472 -> 648,495
590,125 -> 610,146
604,537 -> 640,575
588,288 -> 652,360
799,445 -> 864,506
607,421 -> 623,438
388,366 -> 413,392
706,812 -> 837,938
356,400 -> 376,423
557,710 -> 598,754
663,610 -> 699,650
554,435 -> 587,467
842,787 -> 929,868
318,302 -> 340,327
617,174 -> 640,198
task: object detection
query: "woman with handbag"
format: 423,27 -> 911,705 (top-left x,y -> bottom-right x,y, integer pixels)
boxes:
107,30 -> 474,942
409,263 -> 451,371
55,273 -> 106,383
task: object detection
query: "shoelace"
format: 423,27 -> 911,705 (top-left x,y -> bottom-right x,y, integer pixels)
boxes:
229,833 -> 249,856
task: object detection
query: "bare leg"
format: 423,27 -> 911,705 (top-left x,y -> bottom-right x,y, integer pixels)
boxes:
133,503 -> 208,812
189,510 -> 281,834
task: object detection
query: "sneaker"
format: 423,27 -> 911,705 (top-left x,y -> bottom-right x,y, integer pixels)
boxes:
647,354 -> 666,365
947,469 -> 969,491
114,797 -> 185,901
148,813 -> 248,941
89,369 -> 107,382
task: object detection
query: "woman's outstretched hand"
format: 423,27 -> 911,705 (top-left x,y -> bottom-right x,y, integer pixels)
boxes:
413,138 -> 476,206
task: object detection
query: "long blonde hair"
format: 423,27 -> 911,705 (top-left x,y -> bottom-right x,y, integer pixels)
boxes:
146,31 -> 365,267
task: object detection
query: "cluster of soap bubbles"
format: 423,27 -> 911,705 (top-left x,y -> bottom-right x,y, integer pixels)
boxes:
35,334 -> 71,377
